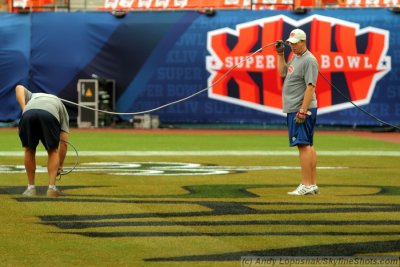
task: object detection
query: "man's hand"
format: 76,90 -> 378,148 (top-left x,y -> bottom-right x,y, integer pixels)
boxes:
275,40 -> 285,54
295,113 -> 306,124
295,109 -> 309,124
57,167 -> 64,176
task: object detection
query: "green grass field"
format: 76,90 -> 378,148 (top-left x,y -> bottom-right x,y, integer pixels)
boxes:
0,128 -> 399,267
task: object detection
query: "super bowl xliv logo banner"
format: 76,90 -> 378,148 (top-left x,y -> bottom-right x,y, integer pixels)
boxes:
206,15 -> 391,115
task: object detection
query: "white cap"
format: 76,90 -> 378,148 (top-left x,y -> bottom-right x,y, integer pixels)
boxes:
286,29 -> 306,44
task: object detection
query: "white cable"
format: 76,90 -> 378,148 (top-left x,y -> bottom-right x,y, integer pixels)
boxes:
60,40 -> 398,130
59,42 -> 276,116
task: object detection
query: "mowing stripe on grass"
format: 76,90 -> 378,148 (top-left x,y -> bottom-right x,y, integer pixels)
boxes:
0,150 -> 400,156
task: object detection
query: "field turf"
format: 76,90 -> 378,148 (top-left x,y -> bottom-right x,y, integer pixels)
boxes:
0,128 -> 399,267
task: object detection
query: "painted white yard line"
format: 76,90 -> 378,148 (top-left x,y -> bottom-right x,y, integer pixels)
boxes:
0,151 -> 399,156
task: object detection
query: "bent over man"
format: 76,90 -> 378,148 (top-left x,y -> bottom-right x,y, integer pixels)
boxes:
16,85 -> 69,197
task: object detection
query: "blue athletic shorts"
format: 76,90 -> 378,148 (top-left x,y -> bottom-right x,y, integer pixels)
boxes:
286,108 -> 317,147
18,109 -> 61,151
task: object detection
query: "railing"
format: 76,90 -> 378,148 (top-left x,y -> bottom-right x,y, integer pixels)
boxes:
295,0 -> 398,8
5,0 -> 399,12
98,0 -> 294,11
9,0 -> 69,11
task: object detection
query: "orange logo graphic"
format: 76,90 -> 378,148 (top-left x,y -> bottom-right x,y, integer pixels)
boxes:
206,15 -> 391,115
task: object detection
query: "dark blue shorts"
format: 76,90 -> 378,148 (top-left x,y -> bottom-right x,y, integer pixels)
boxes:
287,108 -> 317,147
18,109 -> 61,151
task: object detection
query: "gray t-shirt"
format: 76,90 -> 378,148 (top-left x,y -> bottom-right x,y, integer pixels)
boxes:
23,89 -> 70,133
282,50 -> 318,113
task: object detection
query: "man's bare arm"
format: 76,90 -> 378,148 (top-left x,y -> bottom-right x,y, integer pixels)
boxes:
15,85 -> 27,110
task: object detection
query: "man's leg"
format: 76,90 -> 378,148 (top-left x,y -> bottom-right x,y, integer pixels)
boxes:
24,147 -> 36,185
47,148 -> 59,186
310,146 -> 317,185
58,131 -> 69,173
298,144 -> 314,186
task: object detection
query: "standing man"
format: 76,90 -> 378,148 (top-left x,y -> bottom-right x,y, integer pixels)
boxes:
16,84 -> 69,197
276,29 -> 319,195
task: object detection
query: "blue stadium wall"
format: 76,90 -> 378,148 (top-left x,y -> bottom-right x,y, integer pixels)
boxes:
0,10 -> 399,126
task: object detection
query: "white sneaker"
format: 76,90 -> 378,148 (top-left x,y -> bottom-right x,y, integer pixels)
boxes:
287,184 -> 316,195
311,185 -> 320,194
22,187 -> 37,197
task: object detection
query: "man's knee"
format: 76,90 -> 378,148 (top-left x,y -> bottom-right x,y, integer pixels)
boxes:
24,147 -> 36,155
297,144 -> 311,151
47,148 -> 59,156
